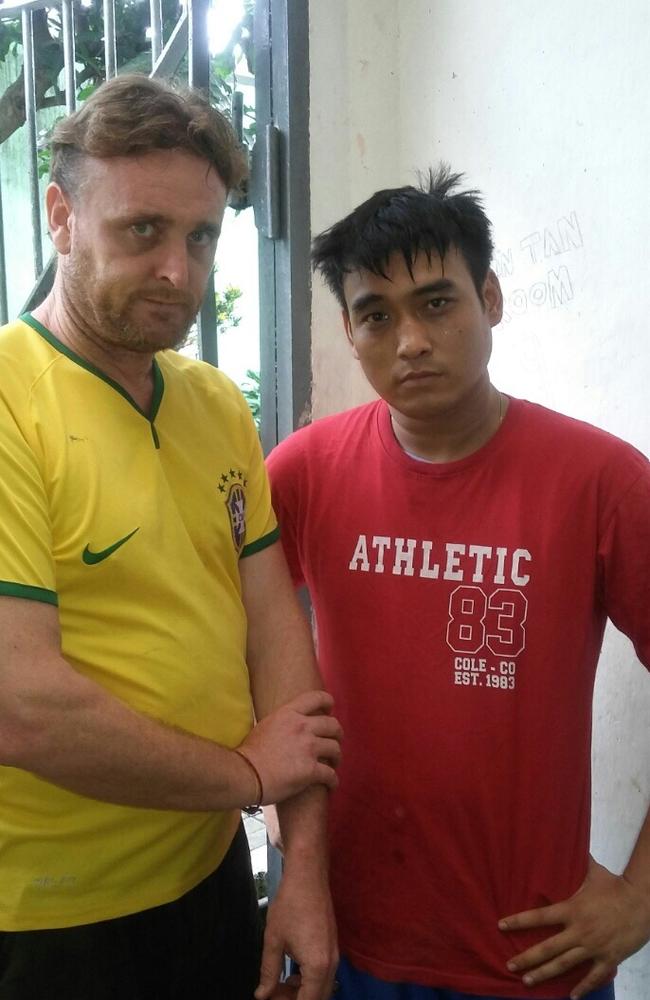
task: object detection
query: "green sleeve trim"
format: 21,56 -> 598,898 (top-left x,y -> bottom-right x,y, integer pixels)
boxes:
240,525 -> 280,559
0,581 -> 58,605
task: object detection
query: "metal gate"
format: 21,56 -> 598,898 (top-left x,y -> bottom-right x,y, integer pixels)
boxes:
0,0 -> 311,448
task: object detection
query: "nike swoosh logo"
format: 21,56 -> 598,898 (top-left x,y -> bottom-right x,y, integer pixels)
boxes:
82,528 -> 140,565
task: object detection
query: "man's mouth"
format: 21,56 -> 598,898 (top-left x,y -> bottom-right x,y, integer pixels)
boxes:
142,298 -> 189,307
399,370 -> 444,383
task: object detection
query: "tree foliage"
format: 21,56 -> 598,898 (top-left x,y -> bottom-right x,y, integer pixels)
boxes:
216,283 -> 243,329
0,0 -> 254,148
240,367 -> 260,428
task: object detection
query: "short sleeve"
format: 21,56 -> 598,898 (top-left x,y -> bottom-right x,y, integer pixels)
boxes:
0,393 -> 57,604
239,399 -> 279,558
598,464 -> 650,670
265,432 -> 306,587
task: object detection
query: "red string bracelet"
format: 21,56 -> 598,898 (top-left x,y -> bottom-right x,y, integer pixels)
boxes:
233,748 -> 264,815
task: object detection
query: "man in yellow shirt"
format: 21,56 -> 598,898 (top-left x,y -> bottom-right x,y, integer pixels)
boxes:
0,74 -> 341,1000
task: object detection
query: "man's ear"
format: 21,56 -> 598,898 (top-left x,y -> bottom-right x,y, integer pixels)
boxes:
482,269 -> 503,327
46,183 -> 74,255
342,309 -> 359,359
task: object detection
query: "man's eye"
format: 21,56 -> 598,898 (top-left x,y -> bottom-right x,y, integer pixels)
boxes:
188,229 -> 215,247
131,222 -> 155,238
426,297 -> 449,310
364,312 -> 388,325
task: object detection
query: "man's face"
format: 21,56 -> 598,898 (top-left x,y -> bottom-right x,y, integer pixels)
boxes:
342,249 -> 503,421
50,149 -> 228,353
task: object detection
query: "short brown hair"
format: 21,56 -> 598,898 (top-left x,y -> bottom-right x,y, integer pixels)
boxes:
51,74 -> 248,195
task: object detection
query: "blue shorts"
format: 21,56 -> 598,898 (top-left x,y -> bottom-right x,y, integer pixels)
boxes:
334,956 -> 615,1000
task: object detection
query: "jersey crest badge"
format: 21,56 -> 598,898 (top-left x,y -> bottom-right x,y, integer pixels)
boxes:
218,468 -> 247,553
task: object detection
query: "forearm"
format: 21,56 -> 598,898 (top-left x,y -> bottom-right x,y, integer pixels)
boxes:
250,603 -> 322,717
240,546 -> 339,999
242,544 -> 333,839
245,570 -> 332,837
242,547 -> 324,717
1,651 -> 256,811
276,785 -> 330,871
252,607 -> 331,870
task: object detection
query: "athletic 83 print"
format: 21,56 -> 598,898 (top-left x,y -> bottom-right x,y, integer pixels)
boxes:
348,534 -> 530,691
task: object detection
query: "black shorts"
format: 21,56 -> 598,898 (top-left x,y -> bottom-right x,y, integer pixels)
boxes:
0,823 -> 262,1000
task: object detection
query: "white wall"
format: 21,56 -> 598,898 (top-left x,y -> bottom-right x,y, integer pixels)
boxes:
310,3 -> 650,997
309,0 -> 400,414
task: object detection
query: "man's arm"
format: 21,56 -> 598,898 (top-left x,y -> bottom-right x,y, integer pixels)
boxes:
240,541 -> 339,1000
0,594 -> 340,812
499,805 -> 650,998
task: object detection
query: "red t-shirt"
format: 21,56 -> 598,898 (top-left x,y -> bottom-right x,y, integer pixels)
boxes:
266,397 -> 650,998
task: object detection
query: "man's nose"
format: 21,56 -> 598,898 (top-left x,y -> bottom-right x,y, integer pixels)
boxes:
154,240 -> 190,289
396,318 -> 432,358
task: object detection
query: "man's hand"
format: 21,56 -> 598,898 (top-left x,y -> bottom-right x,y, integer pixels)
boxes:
255,864 -> 338,1000
238,690 -> 342,805
499,858 -> 650,998
267,974 -> 301,997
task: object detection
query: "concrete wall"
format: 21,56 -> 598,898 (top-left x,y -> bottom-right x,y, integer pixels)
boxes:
309,3 -> 650,997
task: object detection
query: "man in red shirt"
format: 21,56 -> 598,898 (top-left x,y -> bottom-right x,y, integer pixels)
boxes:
266,167 -> 650,1000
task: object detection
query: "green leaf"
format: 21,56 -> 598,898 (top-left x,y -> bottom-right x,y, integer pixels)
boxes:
240,369 -> 261,428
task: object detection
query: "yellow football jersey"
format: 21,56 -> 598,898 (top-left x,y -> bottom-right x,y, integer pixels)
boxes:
0,316 -> 278,930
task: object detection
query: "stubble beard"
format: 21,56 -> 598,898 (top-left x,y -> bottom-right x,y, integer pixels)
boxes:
64,252 -> 198,354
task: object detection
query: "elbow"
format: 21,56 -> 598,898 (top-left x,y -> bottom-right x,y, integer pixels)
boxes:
0,703 -> 49,769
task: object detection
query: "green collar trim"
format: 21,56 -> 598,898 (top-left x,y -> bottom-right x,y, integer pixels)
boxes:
21,313 -> 164,423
